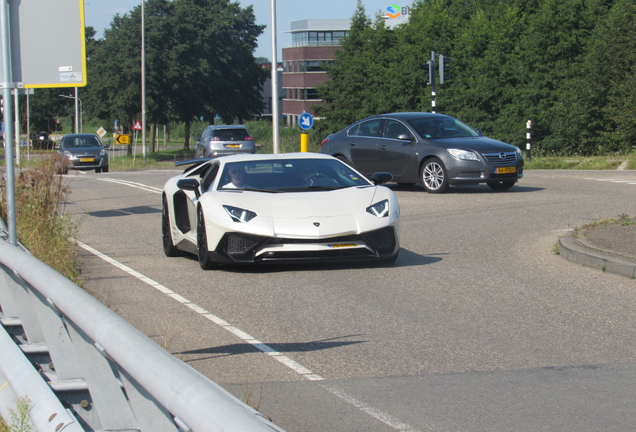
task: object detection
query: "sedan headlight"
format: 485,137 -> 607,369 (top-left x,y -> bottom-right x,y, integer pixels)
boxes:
366,200 -> 389,218
448,148 -> 478,161
223,205 -> 257,223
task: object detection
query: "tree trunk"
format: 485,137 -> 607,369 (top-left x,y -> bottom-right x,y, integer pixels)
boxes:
183,122 -> 191,152
149,123 -> 157,153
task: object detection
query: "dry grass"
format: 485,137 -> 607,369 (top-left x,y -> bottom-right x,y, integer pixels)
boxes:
0,156 -> 82,285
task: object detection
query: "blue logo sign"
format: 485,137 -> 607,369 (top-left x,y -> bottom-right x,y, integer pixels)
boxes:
299,112 -> 313,130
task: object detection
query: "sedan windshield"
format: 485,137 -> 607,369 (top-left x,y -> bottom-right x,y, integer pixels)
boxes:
408,117 -> 481,139
218,159 -> 371,191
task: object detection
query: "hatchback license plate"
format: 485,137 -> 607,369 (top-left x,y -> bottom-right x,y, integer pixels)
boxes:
496,167 -> 516,174
80,158 -> 94,162
225,144 -> 241,148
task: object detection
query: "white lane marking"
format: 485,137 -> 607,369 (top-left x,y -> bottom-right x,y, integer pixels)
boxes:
76,241 -> 422,431
97,178 -> 163,193
320,384 -> 421,432
586,178 -> 636,185
76,240 -> 322,380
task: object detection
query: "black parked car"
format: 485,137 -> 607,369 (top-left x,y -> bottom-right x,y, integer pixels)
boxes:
31,131 -> 56,150
320,112 -> 524,193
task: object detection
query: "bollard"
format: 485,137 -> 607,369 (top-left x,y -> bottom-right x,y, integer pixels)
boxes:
300,132 -> 308,152
526,118 -> 532,162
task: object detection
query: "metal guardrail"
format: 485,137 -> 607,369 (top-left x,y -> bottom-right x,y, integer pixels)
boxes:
0,229 -> 286,432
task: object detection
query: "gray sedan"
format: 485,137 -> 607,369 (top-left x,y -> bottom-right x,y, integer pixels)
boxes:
56,133 -> 109,174
320,112 -> 524,193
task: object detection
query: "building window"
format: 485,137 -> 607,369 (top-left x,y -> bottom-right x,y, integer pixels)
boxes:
304,61 -> 324,72
292,31 -> 349,46
302,89 -> 320,100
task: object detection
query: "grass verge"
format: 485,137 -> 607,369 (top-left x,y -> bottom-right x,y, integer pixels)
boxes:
0,156 -> 82,285
525,153 -> 636,169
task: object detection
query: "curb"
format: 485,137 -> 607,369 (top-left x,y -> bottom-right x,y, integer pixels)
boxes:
559,236 -> 636,279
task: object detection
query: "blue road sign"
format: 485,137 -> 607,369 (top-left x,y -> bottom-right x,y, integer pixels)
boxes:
299,112 -> 313,130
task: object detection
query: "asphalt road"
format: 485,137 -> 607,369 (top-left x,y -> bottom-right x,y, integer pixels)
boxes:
66,168 -> 636,432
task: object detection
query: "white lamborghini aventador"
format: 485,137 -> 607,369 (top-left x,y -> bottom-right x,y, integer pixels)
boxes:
162,153 -> 401,270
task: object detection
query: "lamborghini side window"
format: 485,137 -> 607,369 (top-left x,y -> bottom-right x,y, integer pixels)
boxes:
201,163 -> 219,191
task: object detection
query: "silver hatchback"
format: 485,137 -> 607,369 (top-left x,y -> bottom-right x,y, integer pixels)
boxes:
193,125 -> 256,158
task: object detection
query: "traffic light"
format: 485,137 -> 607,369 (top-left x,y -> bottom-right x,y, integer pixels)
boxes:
421,60 -> 435,87
439,54 -> 451,84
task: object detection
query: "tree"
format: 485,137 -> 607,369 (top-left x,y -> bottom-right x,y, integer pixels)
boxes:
84,0 -> 266,152
315,1 -> 415,135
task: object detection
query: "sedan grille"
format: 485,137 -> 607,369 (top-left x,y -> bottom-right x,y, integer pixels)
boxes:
482,152 -> 517,166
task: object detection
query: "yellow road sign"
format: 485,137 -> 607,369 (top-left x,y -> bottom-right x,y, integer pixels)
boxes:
115,134 -> 130,145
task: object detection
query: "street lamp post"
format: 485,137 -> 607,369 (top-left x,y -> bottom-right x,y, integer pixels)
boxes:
59,92 -> 82,133
270,0 -> 280,153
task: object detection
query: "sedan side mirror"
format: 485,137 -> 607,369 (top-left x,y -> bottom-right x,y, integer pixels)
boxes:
397,133 -> 414,142
177,178 -> 201,198
371,172 -> 393,185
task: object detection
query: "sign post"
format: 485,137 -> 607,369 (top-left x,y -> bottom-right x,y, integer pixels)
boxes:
1,0 -> 86,245
299,112 -> 313,152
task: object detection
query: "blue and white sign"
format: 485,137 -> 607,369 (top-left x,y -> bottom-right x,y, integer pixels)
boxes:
299,112 -> 313,130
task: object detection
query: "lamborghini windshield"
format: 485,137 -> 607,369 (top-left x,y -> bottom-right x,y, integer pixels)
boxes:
218,158 -> 371,192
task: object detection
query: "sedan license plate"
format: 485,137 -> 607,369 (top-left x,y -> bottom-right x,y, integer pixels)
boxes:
495,167 -> 516,174
80,158 -> 95,162
225,144 -> 241,148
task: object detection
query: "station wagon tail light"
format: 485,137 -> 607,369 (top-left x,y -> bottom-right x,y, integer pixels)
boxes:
366,200 -> 389,218
320,138 -> 329,147
244,136 -> 253,140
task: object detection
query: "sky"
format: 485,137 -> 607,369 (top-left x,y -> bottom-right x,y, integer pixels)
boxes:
83,0 -> 409,60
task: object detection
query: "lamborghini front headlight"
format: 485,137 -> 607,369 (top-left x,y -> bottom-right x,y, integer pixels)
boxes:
366,200 -> 389,218
223,205 -> 257,223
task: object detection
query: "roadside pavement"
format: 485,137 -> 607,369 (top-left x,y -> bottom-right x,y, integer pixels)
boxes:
559,220 -> 636,279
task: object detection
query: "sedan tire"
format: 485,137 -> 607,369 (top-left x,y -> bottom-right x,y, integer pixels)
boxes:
421,158 -> 449,193
162,195 -> 181,257
197,206 -> 219,270
487,180 -> 516,191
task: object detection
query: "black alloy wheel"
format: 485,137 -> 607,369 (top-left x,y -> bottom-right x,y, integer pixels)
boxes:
197,206 -> 219,270
162,195 -> 181,257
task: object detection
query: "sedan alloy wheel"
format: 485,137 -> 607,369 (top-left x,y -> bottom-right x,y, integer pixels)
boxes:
421,158 -> 449,193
